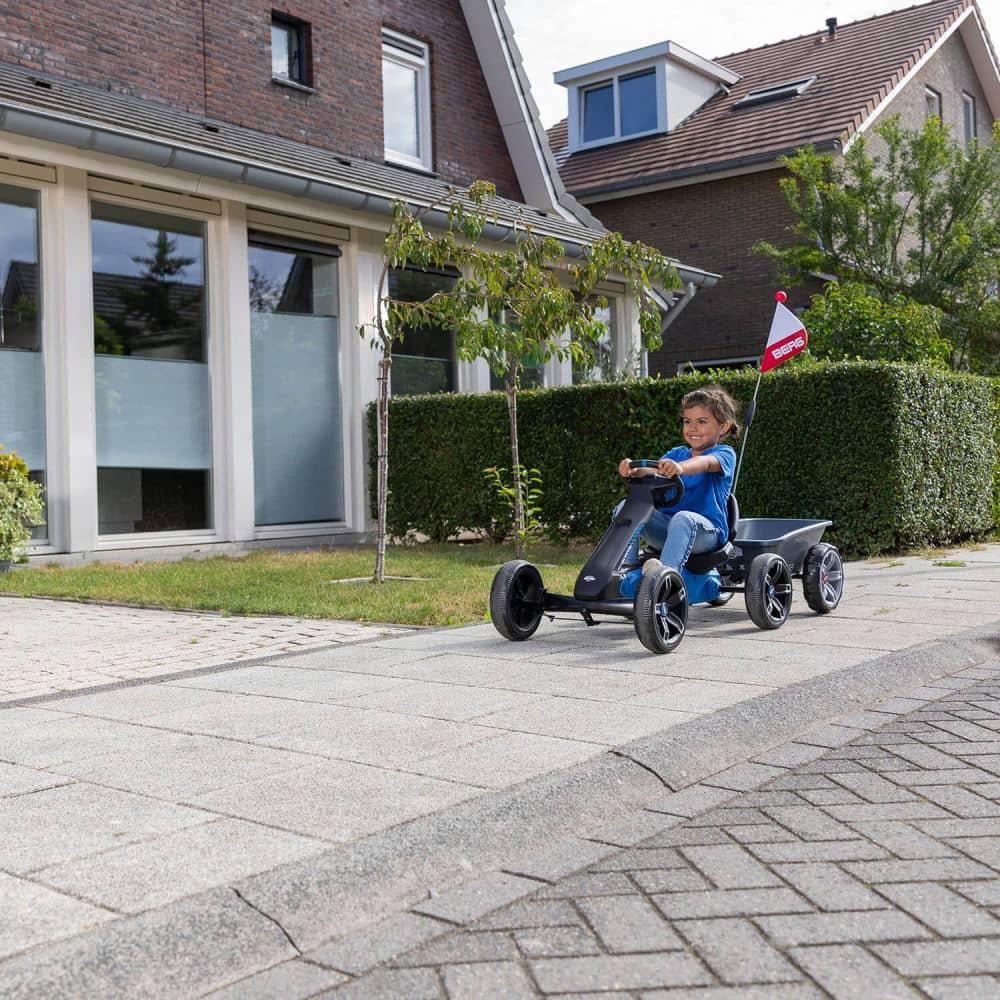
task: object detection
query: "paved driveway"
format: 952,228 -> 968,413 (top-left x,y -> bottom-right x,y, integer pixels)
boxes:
1,545 -> 998,994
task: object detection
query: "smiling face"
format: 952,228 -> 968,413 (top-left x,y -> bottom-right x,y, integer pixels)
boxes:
682,404 -> 730,454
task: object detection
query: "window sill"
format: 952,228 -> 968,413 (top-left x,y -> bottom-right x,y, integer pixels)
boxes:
271,75 -> 315,95
383,155 -> 438,178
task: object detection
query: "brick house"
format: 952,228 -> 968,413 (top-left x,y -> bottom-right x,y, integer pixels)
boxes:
0,1 -> 715,560
547,0 -> 1000,375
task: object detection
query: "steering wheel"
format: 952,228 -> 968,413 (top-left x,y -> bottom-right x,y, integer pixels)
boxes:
628,459 -> 684,508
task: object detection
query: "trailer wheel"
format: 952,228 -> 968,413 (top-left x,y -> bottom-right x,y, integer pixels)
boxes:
490,560 -> 544,641
745,553 -> 793,630
634,567 -> 688,654
802,543 -> 844,614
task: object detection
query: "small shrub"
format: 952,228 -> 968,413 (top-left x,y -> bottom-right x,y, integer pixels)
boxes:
0,445 -> 45,564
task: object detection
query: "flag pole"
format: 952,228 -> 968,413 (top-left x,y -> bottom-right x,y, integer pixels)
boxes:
733,290 -> 787,494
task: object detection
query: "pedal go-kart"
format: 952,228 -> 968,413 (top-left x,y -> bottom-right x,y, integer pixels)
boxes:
490,459 -> 844,654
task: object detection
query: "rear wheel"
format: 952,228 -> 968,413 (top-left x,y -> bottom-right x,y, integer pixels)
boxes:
802,543 -> 844,613
634,567 -> 688,654
745,553 -> 793,630
490,560 -> 544,641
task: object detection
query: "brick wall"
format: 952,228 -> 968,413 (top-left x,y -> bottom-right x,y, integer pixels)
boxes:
0,0 -> 523,199
583,29 -> 994,376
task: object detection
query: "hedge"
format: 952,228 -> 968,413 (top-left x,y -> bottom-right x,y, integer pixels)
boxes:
368,361 -> 997,557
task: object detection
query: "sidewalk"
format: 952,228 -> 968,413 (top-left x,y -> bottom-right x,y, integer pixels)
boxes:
1,546 -> 998,995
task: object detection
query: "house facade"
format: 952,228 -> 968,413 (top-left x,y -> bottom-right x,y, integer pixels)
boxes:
547,0 -> 1000,375
0,0 -> 717,562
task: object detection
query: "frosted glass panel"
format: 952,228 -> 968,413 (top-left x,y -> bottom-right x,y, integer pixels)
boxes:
95,356 -> 211,469
0,350 -> 45,469
252,313 -> 342,525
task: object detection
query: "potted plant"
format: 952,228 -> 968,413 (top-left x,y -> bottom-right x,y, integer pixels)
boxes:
0,446 -> 45,571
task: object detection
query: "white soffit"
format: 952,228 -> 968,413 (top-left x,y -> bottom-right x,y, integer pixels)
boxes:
554,40 -> 740,87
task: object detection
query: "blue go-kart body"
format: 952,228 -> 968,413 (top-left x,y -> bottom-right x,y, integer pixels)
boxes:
490,460 -> 845,654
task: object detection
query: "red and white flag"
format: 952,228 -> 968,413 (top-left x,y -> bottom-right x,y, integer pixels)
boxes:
760,300 -> 808,372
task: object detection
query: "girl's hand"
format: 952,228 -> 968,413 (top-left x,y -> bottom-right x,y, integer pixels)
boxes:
618,458 -> 632,478
659,458 -> 684,478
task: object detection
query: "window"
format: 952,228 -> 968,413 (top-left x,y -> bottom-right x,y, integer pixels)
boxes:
573,298 -> 617,384
271,13 -> 310,86
488,312 -> 544,391
91,202 -> 211,535
733,75 -> 816,109
962,93 -> 977,146
578,66 -> 661,147
925,86 -> 942,121
388,267 -> 455,395
249,235 -> 343,526
382,29 -> 432,171
0,183 -> 46,540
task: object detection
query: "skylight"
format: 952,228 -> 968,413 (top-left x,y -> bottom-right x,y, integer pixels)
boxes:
733,75 -> 817,109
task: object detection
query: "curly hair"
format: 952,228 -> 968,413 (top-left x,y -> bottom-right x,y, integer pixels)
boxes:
680,385 -> 741,439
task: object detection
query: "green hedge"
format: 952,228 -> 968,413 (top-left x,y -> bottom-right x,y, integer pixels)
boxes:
368,362 -> 997,557
993,378 -> 1000,530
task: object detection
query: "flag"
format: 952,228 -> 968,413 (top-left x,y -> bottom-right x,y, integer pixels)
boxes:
760,301 -> 808,372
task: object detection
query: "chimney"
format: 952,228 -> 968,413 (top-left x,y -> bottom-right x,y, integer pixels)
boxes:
826,17 -> 838,38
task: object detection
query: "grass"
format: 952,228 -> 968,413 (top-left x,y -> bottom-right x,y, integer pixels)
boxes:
1,544 -> 585,627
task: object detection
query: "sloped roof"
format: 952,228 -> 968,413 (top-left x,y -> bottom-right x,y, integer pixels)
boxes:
549,0 -> 994,197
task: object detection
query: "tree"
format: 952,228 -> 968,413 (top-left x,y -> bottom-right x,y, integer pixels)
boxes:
756,117 -> 1000,371
362,181 -> 678,580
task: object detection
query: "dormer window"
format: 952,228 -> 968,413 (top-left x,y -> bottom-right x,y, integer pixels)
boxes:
556,41 -> 740,154
733,75 -> 816,109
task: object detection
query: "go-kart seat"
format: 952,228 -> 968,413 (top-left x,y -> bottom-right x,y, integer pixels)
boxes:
683,493 -> 740,575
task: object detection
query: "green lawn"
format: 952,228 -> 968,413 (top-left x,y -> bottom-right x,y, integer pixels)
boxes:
1,545 -> 585,626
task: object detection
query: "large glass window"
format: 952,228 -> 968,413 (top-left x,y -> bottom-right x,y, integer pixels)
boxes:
619,69 -> 657,136
578,67 -> 661,147
962,93 -> 977,147
389,268 -> 456,396
91,202 -> 211,534
582,82 -> 615,143
0,183 -> 45,540
249,235 -> 343,526
382,30 -> 431,170
271,14 -> 310,86
573,299 -> 616,384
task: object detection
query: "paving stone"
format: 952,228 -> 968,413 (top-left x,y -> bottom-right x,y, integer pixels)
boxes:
752,743 -> 830,768
647,784 -> 739,818
306,913 -> 450,975
580,894 -> 684,953
441,961 -> 535,999
206,959 -> 347,999
736,791 -> 808,808
950,880 -> 1000,907
916,786 -> 1000,817
686,808 -> 771,828
875,882 -> 1000,937
412,873 -> 540,926
0,762 -> 74,798
846,820 -> 957,859
823,802 -> 952,823
471,900 -> 581,932
917,817 -> 1000,838
589,847 -> 686,873
795,788 -> 865,806
946,835 -> 1000,870
916,976 -> 1000,1000
890,745 -> 969,769
640,987 -> 824,1000
585,810 -> 685,848
631,868 -> 712,894
323,966 -> 442,999
795,725 -> 867,749
514,925 -> 600,959
649,826 -> 734,847
652,887 -> 812,919
843,857 -> 997,883
764,805 -> 860,842
827,771 -> 916,803
761,774 -> 837,791
873,940 -> 1000,977
675,917 -> 800,984
702,763 -> 787,791
679,844 -> 782,889
724,823 -> 799,845
530,953 -> 712,993
790,943 -> 922,998
536,873 -> 636,898
504,837 -> 618,884
931,720 -> 1000,742
747,840 -> 890,863
754,909 -> 931,946
889,767 -> 1000,786
391,931 -> 517,967
772,862 -> 887,911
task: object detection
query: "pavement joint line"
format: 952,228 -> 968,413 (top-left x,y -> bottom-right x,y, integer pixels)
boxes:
231,886 -> 303,956
609,749 -> 673,791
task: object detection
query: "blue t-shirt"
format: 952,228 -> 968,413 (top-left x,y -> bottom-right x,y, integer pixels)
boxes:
659,443 -> 736,542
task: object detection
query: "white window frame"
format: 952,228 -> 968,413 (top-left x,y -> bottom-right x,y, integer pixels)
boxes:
570,62 -> 666,152
925,86 -> 943,121
733,75 -> 816,109
382,28 -> 433,173
962,92 -> 977,147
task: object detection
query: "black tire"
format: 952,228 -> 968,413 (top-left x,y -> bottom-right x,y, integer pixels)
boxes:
634,567 -> 688,654
745,553 -> 793,630
802,543 -> 844,613
490,560 -> 544,641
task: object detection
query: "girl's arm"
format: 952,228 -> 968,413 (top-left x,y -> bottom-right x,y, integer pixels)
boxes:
659,453 -> 722,477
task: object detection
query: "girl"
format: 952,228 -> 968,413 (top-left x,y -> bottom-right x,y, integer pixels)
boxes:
617,386 -> 740,591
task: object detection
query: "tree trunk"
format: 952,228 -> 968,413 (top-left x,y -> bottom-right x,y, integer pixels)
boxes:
374,350 -> 392,583
506,354 -> 525,561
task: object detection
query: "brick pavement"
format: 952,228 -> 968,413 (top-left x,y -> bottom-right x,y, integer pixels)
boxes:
0,597 -> 406,703
277,662 -> 1000,999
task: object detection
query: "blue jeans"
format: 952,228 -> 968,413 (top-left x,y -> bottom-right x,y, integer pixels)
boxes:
614,502 -> 722,571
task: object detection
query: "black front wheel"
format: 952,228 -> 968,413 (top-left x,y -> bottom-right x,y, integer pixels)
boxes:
802,543 -> 844,613
745,553 -> 793,630
490,560 -> 544,641
634,567 -> 688,654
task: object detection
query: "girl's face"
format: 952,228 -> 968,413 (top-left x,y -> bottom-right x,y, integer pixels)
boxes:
682,404 -> 730,452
